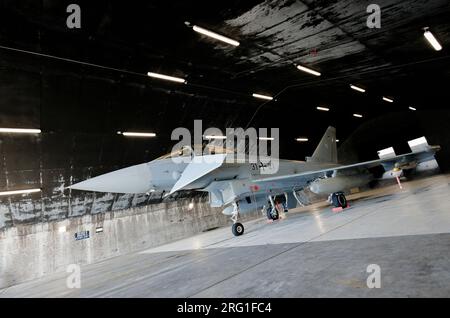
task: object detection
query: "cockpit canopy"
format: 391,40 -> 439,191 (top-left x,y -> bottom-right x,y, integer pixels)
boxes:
155,144 -> 236,160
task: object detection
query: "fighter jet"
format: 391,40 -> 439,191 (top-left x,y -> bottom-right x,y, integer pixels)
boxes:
70,127 -> 440,236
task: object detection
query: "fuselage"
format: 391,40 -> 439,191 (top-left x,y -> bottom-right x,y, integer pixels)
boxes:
149,156 -> 344,197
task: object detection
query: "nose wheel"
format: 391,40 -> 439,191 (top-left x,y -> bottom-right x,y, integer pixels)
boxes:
230,206 -> 244,236
232,222 -> 244,236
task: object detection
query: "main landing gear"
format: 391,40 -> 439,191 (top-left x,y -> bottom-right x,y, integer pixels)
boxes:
266,205 -> 279,220
265,194 -> 289,221
265,196 -> 280,221
330,192 -> 348,208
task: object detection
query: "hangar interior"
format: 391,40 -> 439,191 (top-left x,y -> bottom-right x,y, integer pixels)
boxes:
1,0 -> 450,297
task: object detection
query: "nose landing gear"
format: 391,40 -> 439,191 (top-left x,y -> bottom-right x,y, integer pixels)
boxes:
230,203 -> 245,236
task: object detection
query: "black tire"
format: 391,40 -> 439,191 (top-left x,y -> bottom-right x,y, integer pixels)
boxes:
331,193 -> 339,207
232,222 -> 244,236
332,192 -> 347,208
266,206 -> 279,220
338,193 -> 347,208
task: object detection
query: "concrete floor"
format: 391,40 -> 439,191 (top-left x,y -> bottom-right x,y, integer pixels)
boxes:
1,174 -> 450,297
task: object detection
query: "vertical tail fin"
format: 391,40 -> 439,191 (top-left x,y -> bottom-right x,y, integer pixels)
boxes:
309,126 -> 338,163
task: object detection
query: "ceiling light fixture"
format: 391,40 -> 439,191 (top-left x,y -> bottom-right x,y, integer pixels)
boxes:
118,132 -> 156,137
258,137 -> 275,141
350,84 -> 366,93
0,128 -> 41,134
382,97 -> 394,103
252,93 -> 273,101
409,106 -> 417,111
353,113 -> 363,118
147,72 -> 186,83
296,65 -> 321,76
193,25 -> 240,46
316,106 -> 330,111
423,28 -> 442,51
408,136 -> 428,148
296,137 -> 308,142
0,188 -> 41,196
336,139 -> 340,142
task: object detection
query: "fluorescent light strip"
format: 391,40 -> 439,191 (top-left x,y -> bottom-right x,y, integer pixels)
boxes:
408,136 -> 427,148
424,30 -> 442,51
409,106 -> 417,111
147,72 -> 186,83
204,135 -> 227,140
296,138 -> 308,142
382,97 -> 394,103
378,147 -> 395,157
336,139 -> 340,142
252,93 -> 273,101
193,25 -> 240,46
0,128 -> 41,134
296,65 -> 321,76
0,188 -> 41,196
350,84 -> 366,93
119,132 -> 156,137
316,106 -> 329,111
258,137 -> 274,141
353,113 -> 363,118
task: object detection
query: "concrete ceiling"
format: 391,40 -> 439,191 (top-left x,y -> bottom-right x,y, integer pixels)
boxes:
1,1 -> 449,138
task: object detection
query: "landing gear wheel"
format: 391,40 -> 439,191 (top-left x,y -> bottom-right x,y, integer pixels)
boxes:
266,207 -> 279,220
232,222 -> 244,236
332,192 -> 347,208
338,193 -> 347,208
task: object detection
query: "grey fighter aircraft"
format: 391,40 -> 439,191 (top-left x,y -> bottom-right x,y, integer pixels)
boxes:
70,127 -> 440,236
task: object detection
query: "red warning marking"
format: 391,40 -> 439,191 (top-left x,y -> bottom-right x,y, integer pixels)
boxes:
250,184 -> 260,192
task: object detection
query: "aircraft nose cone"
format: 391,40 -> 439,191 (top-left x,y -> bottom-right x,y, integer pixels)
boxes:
69,163 -> 153,193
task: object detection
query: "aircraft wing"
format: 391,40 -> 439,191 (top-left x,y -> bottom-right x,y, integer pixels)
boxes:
169,154 -> 227,195
254,146 -> 440,184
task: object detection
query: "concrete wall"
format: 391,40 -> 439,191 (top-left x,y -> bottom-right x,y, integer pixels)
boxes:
0,196 -> 260,289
